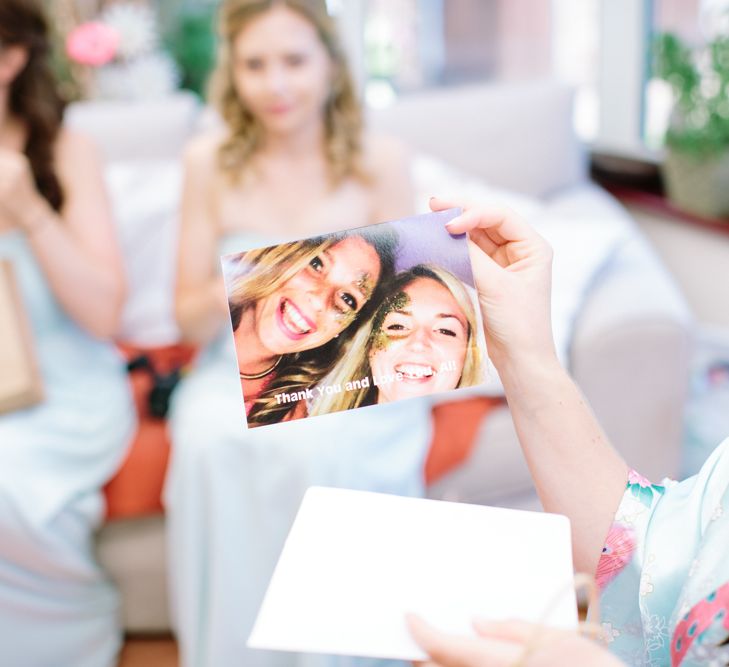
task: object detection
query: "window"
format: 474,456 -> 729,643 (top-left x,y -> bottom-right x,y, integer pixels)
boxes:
342,0 -> 712,157
646,0 -> 702,150
353,0 -> 601,140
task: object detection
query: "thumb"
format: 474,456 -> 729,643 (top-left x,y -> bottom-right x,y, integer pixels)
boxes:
407,614 -> 478,667
467,238 -> 505,297
407,614 -> 522,667
473,619 -> 559,646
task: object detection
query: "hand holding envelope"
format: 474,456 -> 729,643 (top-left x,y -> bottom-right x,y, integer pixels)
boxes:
249,488 -> 578,663
407,616 -> 624,667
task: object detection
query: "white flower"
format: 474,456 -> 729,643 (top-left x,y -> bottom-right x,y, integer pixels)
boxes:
710,504 -> 723,521
94,53 -> 179,101
124,52 -> 179,99
100,3 -> 158,60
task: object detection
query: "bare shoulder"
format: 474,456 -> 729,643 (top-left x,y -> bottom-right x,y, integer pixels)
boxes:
54,127 -> 102,169
183,130 -> 227,169
53,128 -> 108,197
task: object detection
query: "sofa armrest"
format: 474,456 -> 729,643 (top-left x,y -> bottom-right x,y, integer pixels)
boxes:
571,234 -> 693,482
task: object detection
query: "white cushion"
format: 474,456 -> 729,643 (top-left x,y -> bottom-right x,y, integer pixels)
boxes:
106,160 -> 183,345
369,81 -> 587,198
66,91 -> 200,163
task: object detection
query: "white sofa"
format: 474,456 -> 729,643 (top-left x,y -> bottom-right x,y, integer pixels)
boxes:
68,83 -> 693,633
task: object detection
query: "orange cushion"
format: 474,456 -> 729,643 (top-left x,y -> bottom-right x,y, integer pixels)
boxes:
103,344 -> 196,521
425,396 -> 504,485
104,346 -> 500,520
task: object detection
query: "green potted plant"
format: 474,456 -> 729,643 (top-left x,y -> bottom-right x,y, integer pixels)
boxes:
654,31 -> 729,219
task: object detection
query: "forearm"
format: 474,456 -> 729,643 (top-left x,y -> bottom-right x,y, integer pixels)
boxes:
497,353 -> 629,576
175,277 -> 229,344
25,210 -> 124,338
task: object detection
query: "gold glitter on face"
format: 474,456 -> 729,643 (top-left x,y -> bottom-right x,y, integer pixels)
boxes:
332,271 -> 374,329
355,272 -> 374,301
333,308 -> 358,328
370,291 -> 410,352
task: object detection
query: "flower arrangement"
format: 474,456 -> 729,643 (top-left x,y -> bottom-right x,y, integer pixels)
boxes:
65,2 -> 179,101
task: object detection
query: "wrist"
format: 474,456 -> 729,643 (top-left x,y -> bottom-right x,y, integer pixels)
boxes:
19,201 -> 54,237
491,341 -> 562,382
495,349 -> 569,405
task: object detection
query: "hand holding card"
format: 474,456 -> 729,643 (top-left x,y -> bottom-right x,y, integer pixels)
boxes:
221,209 -> 488,429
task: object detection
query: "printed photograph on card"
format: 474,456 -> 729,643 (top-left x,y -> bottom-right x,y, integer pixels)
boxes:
221,209 -> 488,429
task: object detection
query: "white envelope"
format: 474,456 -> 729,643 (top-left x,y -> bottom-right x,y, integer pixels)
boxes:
248,487 -> 577,662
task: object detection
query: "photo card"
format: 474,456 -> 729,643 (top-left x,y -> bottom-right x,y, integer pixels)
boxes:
221,208 -> 488,429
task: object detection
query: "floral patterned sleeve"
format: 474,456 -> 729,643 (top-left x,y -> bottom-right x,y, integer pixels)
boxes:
596,438 -> 729,667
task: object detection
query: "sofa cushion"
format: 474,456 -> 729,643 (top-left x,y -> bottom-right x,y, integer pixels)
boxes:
104,344 -> 196,521
369,82 -> 586,198
65,92 -> 200,163
106,160 -> 183,346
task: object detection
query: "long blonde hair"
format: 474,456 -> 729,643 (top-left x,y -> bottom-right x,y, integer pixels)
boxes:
309,265 -> 483,416
210,0 -> 365,185
230,228 -> 398,427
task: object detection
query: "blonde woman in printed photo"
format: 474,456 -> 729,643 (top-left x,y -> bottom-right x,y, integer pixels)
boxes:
309,264 -> 483,416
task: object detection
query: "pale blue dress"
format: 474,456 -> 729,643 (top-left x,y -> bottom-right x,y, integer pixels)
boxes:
0,229 -> 135,667
598,437 -> 729,666
165,233 -> 431,667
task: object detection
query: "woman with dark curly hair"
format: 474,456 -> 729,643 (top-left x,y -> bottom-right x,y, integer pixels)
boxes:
0,1 -> 134,665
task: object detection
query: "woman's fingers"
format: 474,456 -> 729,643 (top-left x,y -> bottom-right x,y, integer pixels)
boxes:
447,206 -> 536,245
473,619 -> 542,643
407,614 -> 523,667
466,239 -> 505,290
431,197 -> 544,248
430,196 -> 464,213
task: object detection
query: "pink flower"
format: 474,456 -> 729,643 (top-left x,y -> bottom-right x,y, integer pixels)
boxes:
66,22 -> 119,67
627,469 -> 652,488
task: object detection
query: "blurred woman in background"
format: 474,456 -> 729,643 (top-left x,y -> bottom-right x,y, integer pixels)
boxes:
166,1 -> 423,666
0,1 -> 134,665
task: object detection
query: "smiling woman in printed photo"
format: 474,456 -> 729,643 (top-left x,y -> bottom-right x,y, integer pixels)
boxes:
223,227 -> 397,426
309,264 -> 483,415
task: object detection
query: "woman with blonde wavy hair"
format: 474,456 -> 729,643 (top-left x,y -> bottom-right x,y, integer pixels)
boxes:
310,265 -> 483,416
225,227 -> 397,427
166,1 -> 420,666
